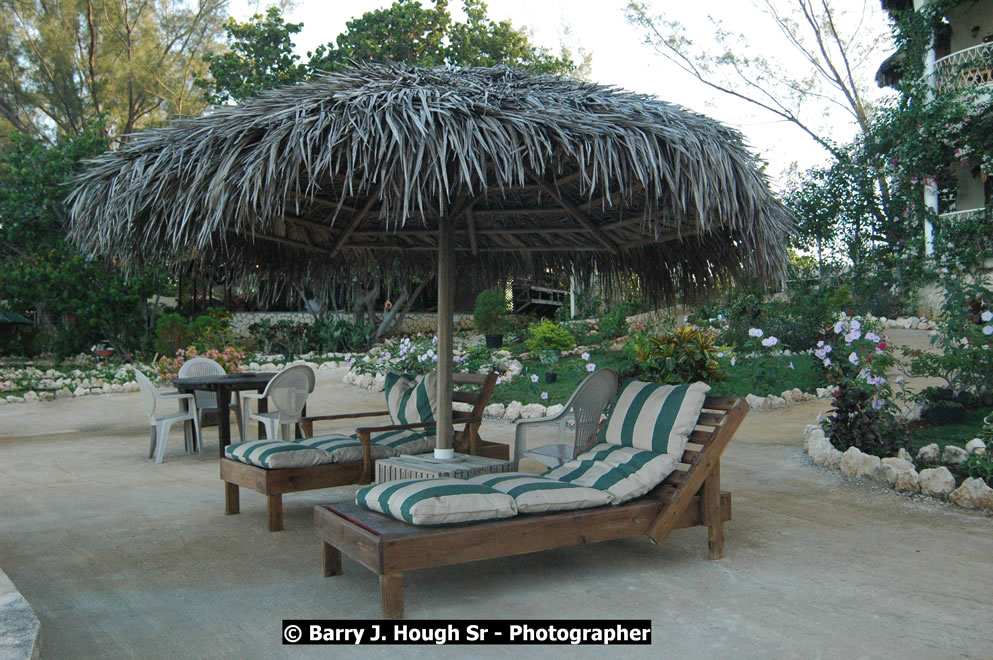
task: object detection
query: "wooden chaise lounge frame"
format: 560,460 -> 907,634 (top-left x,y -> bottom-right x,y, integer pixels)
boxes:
313,395 -> 749,619
221,372 -> 503,532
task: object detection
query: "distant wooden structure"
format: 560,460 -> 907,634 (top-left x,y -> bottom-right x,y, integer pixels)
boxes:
511,280 -> 568,317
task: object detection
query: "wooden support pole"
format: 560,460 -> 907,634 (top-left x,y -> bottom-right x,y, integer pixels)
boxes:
435,214 -> 455,454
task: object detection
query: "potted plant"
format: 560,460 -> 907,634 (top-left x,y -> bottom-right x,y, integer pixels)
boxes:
525,319 -> 576,383
474,286 -> 511,349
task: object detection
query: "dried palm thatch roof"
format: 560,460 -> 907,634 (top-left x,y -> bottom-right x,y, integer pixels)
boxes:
68,63 -> 792,301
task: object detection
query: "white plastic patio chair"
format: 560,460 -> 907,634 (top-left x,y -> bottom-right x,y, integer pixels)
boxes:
178,356 -> 243,457
134,369 -> 200,464
240,364 -> 315,442
513,368 -> 618,470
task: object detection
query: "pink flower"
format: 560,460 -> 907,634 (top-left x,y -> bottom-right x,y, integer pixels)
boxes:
586,363 -> 596,372
530,374 -> 539,383
541,391 -> 548,400
581,352 -> 590,361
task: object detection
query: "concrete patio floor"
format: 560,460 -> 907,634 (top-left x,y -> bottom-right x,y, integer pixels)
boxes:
1,362 -> 991,659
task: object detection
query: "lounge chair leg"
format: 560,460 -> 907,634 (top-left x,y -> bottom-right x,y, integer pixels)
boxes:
224,482 -> 240,515
380,573 -> 404,620
148,427 -> 157,459
323,542 -> 342,577
267,494 -> 283,532
703,462 -> 725,560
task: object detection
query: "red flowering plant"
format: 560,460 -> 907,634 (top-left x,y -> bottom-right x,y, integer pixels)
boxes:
155,346 -> 245,382
813,315 -> 903,456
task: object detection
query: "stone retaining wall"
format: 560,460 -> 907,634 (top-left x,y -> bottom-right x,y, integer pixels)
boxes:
229,311 -> 474,336
803,426 -> 993,511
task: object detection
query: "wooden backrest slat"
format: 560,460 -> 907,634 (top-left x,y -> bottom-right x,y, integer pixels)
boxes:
689,429 -> 717,445
696,412 -> 725,427
452,392 -> 478,405
453,373 -> 489,386
701,395 -> 739,411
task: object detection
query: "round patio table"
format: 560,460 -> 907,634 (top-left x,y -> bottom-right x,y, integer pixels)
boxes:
172,372 -> 276,457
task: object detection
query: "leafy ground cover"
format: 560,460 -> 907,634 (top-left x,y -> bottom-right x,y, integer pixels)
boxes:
902,409 -> 987,454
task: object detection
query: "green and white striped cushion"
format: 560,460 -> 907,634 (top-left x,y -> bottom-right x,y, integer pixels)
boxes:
598,380 -> 710,457
356,478 -> 518,525
544,443 -> 678,505
294,429 -> 436,463
384,372 -> 438,427
467,472 -> 613,513
369,428 -> 436,456
224,439 -> 334,469
293,434 -> 395,463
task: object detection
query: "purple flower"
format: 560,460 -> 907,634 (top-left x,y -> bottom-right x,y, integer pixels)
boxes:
748,328 -> 763,338
540,391 -> 549,400
761,336 -> 778,348
496,377 -> 502,385
872,399 -> 885,410
983,311 -> 993,322
581,352 -> 590,361
865,332 -> 881,343
848,352 -> 859,365
823,358 -> 832,367
586,363 -> 596,373
984,326 -> 993,336
530,374 -> 539,383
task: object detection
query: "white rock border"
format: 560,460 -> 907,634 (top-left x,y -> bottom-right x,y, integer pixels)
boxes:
803,425 -> 993,511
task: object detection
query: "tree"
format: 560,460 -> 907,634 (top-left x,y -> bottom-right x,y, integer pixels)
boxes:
0,123 -> 162,354
199,6 -> 309,105
0,0 -> 228,141
625,0 -> 889,159
205,1 -> 579,104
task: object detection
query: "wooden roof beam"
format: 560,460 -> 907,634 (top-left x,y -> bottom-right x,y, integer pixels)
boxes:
526,170 -> 619,254
329,185 -> 382,256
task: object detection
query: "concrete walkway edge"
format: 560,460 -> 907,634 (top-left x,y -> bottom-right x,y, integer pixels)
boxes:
0,568 -> 41,659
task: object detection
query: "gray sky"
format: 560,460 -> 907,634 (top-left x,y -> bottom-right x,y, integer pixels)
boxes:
229,0 -> 896,188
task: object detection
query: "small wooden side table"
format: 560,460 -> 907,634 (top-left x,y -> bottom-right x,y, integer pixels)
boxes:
375,453 -> 512,483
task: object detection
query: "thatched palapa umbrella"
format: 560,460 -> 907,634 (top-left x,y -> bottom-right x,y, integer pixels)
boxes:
68,63 -> 793,459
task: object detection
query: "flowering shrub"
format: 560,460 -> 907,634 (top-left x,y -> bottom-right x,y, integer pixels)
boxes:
905,278 -> 993,406
815,315 -> 903,456
155,346 -> 245,381
350,335 -> 519,382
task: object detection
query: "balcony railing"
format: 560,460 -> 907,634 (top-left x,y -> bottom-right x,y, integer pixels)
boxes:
938,207 -> 987,223
935,42 -> 993,93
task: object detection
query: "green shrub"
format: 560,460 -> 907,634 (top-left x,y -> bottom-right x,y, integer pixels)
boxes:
963,453 -> 993,486
473,286 -> 511,334
304,317 -> 374,353
599,306 -> 630,339
154,313 -> 191,356
525,319 -> 575,354
631,326 -> 727,385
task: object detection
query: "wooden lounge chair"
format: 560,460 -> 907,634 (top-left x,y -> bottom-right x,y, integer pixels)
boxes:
221,372 -> 503,531
313,395 -> 748,619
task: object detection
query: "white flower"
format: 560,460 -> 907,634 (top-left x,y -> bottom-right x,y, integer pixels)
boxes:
983,311 -> 993,322
748,328 -> 764,337
817,341 -> 825,348
530,374 -> 539,383
844,330 -> 861,343
581,352 -> 590,361
495,377 -> 502,385
872,399 -> 884,410
833,321 -> 845,334
344,353 -> 351,361
586,363 -> 596,372
865,332 -> 880,343
848,352 -> 859,365
731,357 -> 736,366
540,391 -> 548,400
761,336 -> 778,347
823,358 -> 832,367
717,352 -> 724,358
816,412 -> 824,422
850,319 -> 861,331
788,362 -> 794,369
984,326 -> 993,336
